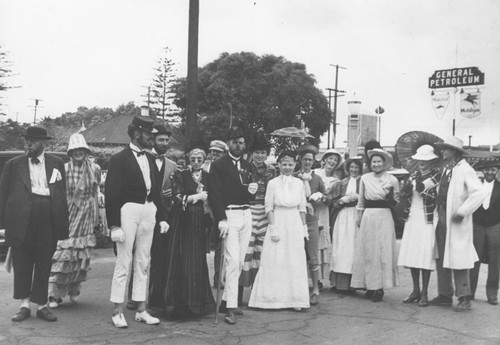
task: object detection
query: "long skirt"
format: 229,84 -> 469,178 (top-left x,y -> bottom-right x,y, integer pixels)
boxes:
249,207 -> 310,309
49,198 -> 97,298
240,203 -> 268,287
350,208 -> 399,290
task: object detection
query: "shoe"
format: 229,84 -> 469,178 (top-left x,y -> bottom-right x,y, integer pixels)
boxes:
419,295 -> 429,307
112,313 -> 128,328
48,296 -> 62,309
454,297 -> 471,312
126,300 -> 138,310
364,290 -> 374,299
402,291 -> 421,304
135,310 -> 160,325
12,307 -> 31,322
429,295 -> 452,306
293,307 -> 302,312
234,308 -> 244,316
372,289 -> 384,302
36,307 -> 57,322
488,298 -> 498,305
218,300 -> 227,313
69,295 -> 78,304
310,293 -> 319,305
224,311 -> 236,325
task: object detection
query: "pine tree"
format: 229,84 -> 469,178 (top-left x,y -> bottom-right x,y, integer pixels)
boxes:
150,47 -> 177,122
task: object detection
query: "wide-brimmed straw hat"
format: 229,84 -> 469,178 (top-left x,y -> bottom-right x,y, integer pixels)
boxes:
435,136 -> 468,155
411,144 -> 439,161
367,148 -> 393,170
67,133 -> 90,155
318,149 -> 343,169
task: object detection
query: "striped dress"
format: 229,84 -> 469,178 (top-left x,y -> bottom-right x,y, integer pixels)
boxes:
49,159 -> 100,299
239,162 -> 276,287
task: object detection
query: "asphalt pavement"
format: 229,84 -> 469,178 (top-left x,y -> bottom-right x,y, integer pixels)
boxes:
0,245 -> 499,345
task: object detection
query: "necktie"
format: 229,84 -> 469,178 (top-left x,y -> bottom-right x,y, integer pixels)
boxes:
155,153 -> 166,159
133,150 -> 146,157
31,157 -> 40,164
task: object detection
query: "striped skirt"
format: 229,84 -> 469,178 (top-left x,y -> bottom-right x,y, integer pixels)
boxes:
239,203 -> 268,287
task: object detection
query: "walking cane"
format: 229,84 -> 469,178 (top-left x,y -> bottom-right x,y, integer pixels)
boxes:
214,236 -> 225,325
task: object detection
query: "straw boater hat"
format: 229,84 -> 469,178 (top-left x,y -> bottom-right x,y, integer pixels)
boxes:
21,126 -> 52,140
411,144 -> 439,161
343,156 -> 363,175
367,148 -> 393,170
67,133 -> 90,155
435,136 -> 468,155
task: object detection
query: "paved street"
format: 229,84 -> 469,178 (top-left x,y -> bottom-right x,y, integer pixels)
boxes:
0,246 -> 499,345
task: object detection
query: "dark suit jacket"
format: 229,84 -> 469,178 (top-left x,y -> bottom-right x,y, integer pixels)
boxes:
0,153 -> 69,247
473,179 -> 500,226
156,156 -> 177,215
105,147 -> 165,228
208,155 -> 254,222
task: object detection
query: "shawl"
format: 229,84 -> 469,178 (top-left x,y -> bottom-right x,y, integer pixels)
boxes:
402,168 -> 440,224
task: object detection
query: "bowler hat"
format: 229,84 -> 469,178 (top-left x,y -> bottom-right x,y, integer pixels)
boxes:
435,136 -> 468,155
21,126 -> 52,140
132,116 -> 158,134
153,123 -> 172,136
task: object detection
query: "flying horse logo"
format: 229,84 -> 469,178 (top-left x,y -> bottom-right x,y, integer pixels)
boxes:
460,90 -> 481,119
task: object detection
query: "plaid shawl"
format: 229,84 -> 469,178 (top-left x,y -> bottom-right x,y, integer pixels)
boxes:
402,169 -> 440,224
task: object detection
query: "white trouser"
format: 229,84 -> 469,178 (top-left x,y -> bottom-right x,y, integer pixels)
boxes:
110,202 -> 156,304
222,208 -> 252,308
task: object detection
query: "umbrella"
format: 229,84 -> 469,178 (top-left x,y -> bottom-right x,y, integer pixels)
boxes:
270,127 -> 314,139
394,131 -> 443,174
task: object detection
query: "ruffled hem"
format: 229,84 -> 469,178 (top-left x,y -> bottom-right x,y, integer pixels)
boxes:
52,247 -> 92,263
49,270 -> 88,286
56,234 -> 96,249
51,258 -> 91,274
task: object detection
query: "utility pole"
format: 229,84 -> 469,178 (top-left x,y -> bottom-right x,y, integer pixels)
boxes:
31,99 -> 42,124
327,64 -> 346,148
186,0 -> 200,144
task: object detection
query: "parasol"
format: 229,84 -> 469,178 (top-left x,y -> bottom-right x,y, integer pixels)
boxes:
270,127 -> 314,139
394,131 -> 443,174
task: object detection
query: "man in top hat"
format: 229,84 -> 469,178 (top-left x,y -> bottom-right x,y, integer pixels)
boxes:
0,126 -> 69,322
105,115 -> 168,328
470,159 -> 500,305
429,136 -> 485,311
148,123 -> 179,310
208,127 -> 258,325
295,144 -> 327,306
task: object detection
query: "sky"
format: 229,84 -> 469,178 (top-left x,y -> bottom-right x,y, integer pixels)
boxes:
1,0 -> 499,148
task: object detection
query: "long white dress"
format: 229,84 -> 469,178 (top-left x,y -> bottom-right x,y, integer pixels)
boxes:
249,175 -> 310,309
397,185 -> 437,270
350,172 -> 400,290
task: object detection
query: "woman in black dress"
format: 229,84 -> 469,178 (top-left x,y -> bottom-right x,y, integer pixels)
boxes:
150,147 -> 215,319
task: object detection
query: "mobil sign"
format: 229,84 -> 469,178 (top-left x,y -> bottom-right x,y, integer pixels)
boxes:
428,67 -> 484,89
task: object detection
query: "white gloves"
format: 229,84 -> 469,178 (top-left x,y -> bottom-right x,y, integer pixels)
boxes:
189,191 -> 208,203
303,224 -> 309,240
248,182 -> 258,195
218,219 -> 229,238
309,192 -> 323,202
268,224 -> 279,242
110,227 -> 125,243
160,221 -> 169,234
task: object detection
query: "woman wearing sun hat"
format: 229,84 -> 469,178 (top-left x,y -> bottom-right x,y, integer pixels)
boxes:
397,145 -> 441,307
48,133 -> 101,308
350,148 -> 400,302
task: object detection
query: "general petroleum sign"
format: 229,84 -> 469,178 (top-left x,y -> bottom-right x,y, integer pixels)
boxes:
428,67 -> 484,89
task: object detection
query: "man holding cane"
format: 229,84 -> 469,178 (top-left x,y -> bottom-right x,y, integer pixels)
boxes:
208,127 -> 258,325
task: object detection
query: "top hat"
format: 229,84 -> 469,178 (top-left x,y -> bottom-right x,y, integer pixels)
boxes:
227,127 -> 246,141
209,140 -> 228,152
21,126 -> 52,140
411,144 -> 439,161
435,136 -> 468,155
67,133 -> 90,154
132,116 -> 158,134
367,148 -> 394,170
153,123 -> 172,136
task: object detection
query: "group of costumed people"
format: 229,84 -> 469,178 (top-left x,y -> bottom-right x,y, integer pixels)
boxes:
8,120 -> 491,326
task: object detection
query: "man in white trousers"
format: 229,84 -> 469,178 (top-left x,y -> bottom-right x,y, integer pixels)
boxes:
208,127 -> 258,325
105,116 -> 168,328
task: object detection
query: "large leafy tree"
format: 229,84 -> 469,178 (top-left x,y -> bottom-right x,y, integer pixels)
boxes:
172,52 -> 330,143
